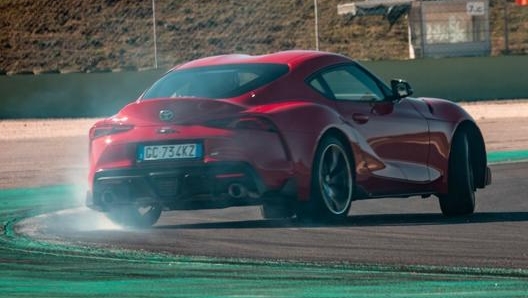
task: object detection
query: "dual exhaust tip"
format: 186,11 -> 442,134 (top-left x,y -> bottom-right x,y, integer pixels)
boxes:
101,189 -> 116,205
227,183 -> 247,199
228,183 -> 260,199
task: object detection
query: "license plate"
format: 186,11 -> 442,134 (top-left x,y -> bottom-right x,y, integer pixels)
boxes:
137,143 -> 202,161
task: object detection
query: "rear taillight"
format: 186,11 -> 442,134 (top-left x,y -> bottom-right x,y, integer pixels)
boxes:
89,123 -> 134,140
207,116 -> 277,132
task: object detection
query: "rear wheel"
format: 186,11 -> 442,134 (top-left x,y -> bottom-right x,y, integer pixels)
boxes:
297,137 -> 354,221
107,204 -> 162,228
439,131 -> 475,216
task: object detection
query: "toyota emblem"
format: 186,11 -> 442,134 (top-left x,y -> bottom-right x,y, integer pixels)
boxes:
159,109 -> 174,121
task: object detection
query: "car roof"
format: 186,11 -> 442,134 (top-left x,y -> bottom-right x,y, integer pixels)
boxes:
174,50 -> 351,71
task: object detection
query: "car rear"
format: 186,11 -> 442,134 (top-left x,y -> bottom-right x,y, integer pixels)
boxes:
87,111 -> 292,211
87,63 -> 294,213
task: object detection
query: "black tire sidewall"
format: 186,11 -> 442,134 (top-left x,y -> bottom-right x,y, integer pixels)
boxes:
301,136 -> 354,221
440,131 -> 475,216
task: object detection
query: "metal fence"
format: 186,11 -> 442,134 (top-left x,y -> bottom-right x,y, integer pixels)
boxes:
409,0 -> 491,58
151,0 -> 527,67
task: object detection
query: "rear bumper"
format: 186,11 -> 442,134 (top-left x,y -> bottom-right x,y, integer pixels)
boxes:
87,162 -> 294,211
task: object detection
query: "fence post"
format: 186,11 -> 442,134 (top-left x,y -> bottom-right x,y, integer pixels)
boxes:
314,0 -> 320,51
152,0 -> 159,69
504,0 -> 510,54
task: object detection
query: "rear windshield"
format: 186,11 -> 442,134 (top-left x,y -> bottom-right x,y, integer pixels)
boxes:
141,63 -> 289,100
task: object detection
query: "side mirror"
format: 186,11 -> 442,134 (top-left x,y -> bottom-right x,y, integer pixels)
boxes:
390,79 -> 413,99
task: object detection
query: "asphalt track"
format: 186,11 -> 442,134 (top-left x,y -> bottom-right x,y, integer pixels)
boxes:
1,114 -> 528,297
1,155 -> 527,297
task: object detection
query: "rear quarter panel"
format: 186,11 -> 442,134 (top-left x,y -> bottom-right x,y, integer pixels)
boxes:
250,101 -> 361,200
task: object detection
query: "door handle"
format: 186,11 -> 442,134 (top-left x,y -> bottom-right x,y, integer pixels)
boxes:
352,113 -> 369,124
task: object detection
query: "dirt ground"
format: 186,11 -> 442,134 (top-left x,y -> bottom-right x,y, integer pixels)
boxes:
1,100 -> 527,189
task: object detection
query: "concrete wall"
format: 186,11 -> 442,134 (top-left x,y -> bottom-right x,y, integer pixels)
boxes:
362,55 -> 528,101
0,70 -> 164,118
1,56 -> 527,118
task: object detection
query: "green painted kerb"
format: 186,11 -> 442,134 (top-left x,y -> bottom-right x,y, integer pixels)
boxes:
0,153 -> 527,297
488,150 -> 528,164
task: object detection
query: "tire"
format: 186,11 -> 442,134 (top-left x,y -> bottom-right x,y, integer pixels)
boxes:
297,136 -> 354,221
439,131 -> 476,216
107,204 -> 162,228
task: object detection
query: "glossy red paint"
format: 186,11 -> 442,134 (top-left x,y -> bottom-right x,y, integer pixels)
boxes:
87,50 -> 490,218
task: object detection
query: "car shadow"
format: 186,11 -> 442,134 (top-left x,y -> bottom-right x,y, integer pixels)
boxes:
155,211 -> 528,230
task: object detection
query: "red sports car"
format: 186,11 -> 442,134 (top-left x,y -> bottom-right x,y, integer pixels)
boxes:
87,50 -> 491,227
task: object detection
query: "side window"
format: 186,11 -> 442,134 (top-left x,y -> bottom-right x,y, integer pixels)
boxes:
309,77 -> 326,94
316,65 -> 386,101
238,72 -> 258,85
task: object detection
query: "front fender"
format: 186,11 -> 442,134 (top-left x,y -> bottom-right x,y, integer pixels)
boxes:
414,97 -> 474,124
412,97 -> 488,193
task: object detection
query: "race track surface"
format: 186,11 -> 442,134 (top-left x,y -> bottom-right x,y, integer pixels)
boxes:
16,162 -> 528,270
1,103 -> 528,296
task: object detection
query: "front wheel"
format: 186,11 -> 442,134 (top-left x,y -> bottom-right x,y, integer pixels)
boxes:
439,131 -> 475,216
107,204 -> 162,228
297,137 -> 354,221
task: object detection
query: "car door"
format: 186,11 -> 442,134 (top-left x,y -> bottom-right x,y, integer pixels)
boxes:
308,63 -> 431,195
